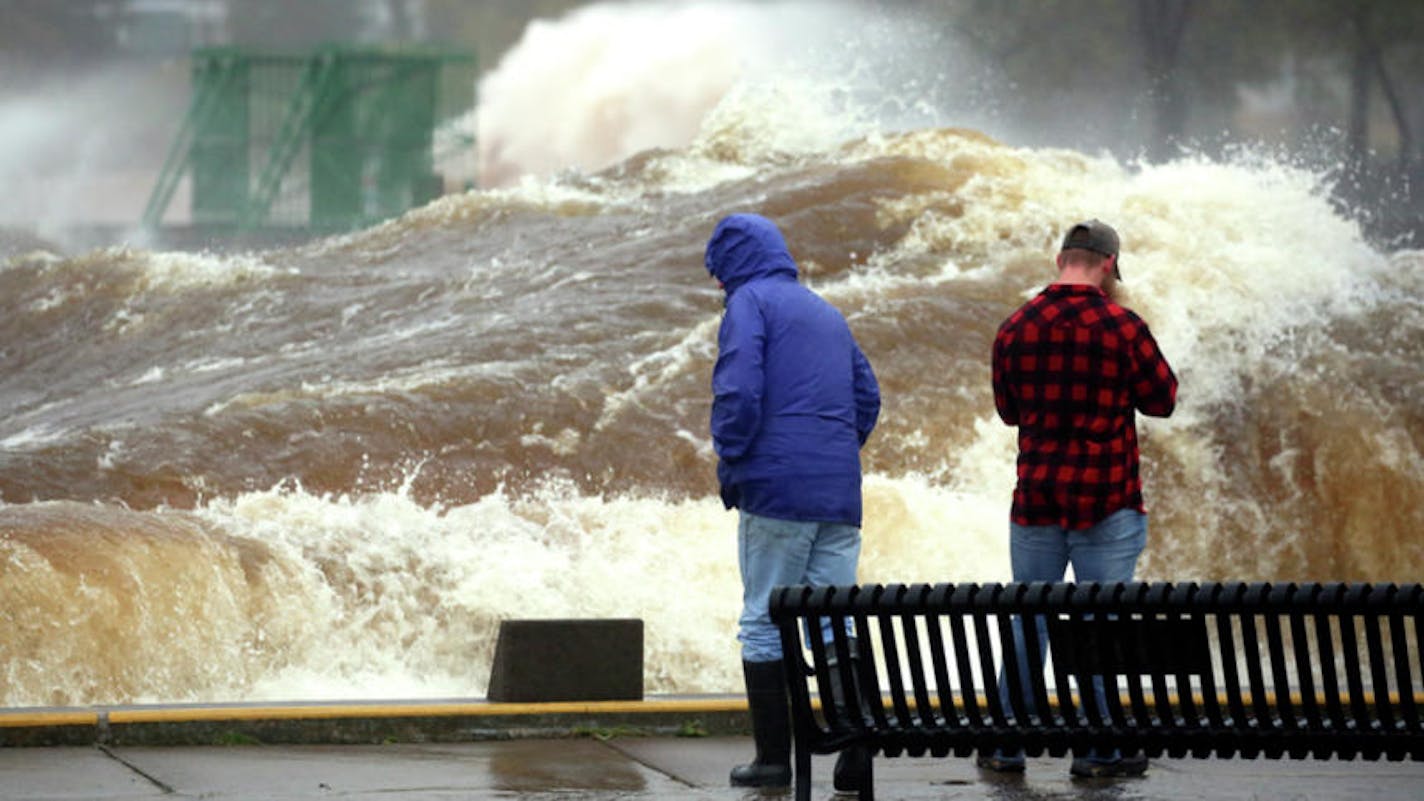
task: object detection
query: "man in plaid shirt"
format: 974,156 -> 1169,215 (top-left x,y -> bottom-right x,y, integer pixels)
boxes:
982,219 -> 1178,779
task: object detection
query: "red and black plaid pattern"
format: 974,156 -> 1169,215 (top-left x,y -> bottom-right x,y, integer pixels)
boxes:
992,284 -> 1177,530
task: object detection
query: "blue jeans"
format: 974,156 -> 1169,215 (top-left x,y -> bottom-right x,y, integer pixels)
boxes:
997,508 -> 1147,763
737,511 -> 861,663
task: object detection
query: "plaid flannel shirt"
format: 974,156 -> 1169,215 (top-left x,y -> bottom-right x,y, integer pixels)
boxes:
992,283 -> 1177,530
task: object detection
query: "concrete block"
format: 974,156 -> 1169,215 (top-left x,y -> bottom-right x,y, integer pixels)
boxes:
487,619 -> 643,703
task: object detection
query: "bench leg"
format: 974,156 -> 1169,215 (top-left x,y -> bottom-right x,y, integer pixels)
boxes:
858,755 -> 874,801
794,741 -> 812,801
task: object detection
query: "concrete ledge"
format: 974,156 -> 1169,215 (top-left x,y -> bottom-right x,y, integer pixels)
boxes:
0,697 -> 750,748
488,619 -> 644,702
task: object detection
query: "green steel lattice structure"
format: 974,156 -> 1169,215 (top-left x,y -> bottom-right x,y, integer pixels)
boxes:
143,45 -> 475,233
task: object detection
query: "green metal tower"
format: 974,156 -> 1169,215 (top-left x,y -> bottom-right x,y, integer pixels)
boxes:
144,45 -> 475,235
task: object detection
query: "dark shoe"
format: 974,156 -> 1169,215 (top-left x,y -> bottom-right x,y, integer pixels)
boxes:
825,650 -> 871,793
1070,751 -> 1148,778
975,751 -> 1026,773
729,761 -> 791,787
832,744 -> 870,792
730,660 -> 791,788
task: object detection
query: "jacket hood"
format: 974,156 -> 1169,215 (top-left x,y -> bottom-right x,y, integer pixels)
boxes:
704,213 -> 798,293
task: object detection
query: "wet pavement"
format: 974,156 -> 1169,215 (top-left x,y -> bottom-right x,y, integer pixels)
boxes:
4,735 -> 1422,800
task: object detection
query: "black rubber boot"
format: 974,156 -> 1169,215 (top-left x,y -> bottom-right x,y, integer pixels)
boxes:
826,653 -> 872,793
833,744 -> 871,793
730,659 -> 792,788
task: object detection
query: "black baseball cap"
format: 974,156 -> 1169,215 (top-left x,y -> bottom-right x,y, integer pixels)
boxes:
1061,219 -> 1122,281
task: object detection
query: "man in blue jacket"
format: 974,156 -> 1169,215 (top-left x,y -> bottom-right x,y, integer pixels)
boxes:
705,213 -> 880,789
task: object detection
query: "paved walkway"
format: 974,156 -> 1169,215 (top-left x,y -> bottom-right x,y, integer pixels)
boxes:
5,735 -> 1422,800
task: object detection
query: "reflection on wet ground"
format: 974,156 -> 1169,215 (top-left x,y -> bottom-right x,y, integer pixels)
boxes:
3,736 -> 1422,800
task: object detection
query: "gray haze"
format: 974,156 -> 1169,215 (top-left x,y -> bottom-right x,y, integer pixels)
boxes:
1,0 -> 1420,253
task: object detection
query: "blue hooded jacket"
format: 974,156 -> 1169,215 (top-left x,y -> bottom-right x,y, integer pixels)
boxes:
705,213 -> 880,526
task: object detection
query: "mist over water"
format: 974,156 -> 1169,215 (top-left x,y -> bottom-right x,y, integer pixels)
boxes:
0,64 -> 183,235
3,2 -> 1423,708
475,0 -> 986,186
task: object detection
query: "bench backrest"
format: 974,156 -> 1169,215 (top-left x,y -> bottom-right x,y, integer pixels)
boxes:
769,581 -> 1424,761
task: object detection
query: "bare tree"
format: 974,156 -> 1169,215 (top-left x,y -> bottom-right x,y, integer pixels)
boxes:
1137,0 -> 1194,161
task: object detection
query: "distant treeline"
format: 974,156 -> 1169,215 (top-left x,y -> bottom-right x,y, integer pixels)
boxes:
934,0 -> 1424,246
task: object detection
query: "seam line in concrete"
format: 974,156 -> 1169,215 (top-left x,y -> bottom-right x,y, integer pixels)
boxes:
98,744 -> 176,794
597,738 -> 699,789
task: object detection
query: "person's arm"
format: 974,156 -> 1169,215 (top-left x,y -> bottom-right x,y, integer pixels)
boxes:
852,345 -> 880,446
991,329 -> 1019,426
1130,323 -> 1177,418
710,291 -> 766,461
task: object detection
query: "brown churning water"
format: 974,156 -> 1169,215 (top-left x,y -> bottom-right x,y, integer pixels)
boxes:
3,9 -> 1423,709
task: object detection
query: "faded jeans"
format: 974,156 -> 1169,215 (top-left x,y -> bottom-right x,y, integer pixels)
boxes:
996,508 -> 1147,763
737,511 -> 861,663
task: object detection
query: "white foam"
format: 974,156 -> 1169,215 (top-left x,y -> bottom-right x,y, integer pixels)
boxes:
476,1 -> 751,186
137,250 -> 285,292
85,468 -> 1007,702
0,424 -> 67,451
473,0 -> 975,191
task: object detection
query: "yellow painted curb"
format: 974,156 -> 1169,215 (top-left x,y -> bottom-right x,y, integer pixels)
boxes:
9,691 -> 1420,729
0,710 -> 98,728
107,698 -> 749,724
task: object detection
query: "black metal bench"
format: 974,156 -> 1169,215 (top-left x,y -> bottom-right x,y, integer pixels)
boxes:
770,581 -> 1424,801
